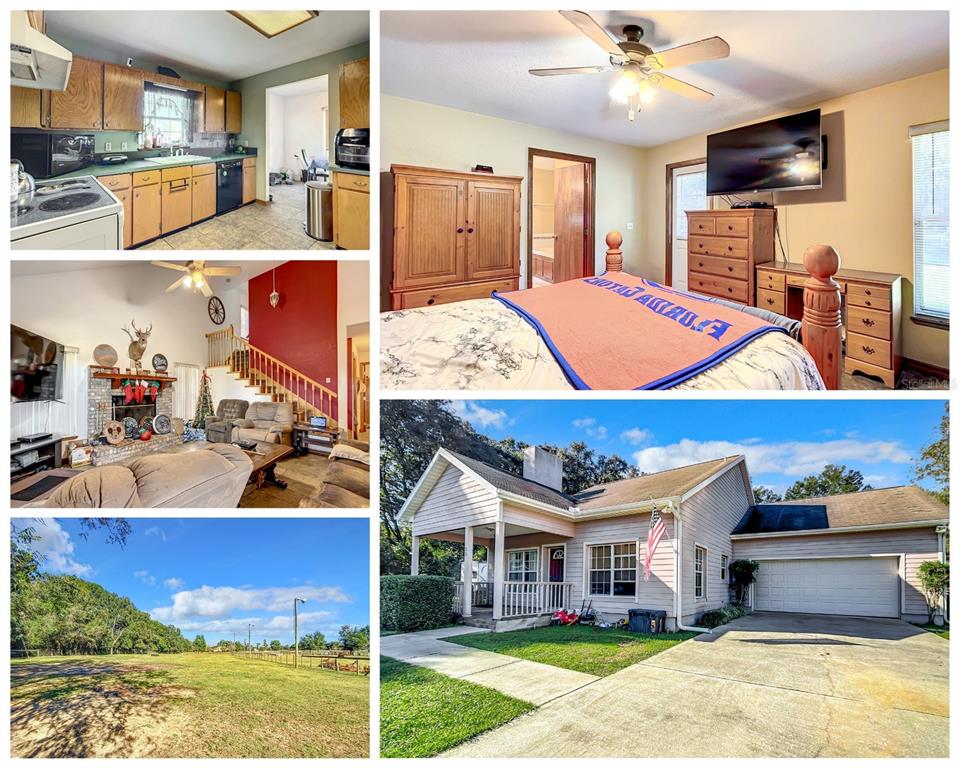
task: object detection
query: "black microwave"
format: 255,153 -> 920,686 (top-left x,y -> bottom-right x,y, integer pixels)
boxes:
10,130 -> 95,179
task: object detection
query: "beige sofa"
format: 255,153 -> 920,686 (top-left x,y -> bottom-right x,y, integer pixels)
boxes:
300,439 -> 370,508
25,444 -> 252,508
234,401 -> 294,445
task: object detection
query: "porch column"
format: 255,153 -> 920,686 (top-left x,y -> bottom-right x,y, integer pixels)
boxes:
492,521 -> 505,620
462,526 -> 474,617
410,535 -> 420,576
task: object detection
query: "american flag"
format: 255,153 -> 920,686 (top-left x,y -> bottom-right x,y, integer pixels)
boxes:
644,507 -> 666,581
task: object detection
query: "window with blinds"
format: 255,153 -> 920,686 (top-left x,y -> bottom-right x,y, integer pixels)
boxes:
911,121 -> 949,320
144,84 -> 195,145
173,363 -> 200,421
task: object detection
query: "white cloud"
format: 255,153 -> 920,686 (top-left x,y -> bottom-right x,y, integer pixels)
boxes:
26,520 -> 91,576
862,475 -> 889,487
134,570 -> 156,586
150,585 -> 352,623
144,526 -> 167,543
573,418 -> 608,441
448,401 -> 510,429
572,418 -> 595,428
632,438 -> 911,478
177,611 -> 335,634
620,427 -> 653,446
164,577 -> 184,590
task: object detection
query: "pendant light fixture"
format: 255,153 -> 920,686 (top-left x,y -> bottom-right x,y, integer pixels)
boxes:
269,268 -> 281,308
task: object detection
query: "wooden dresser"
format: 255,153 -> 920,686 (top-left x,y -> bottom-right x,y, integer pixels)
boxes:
756,262 -> 903,387
387,165 -> 521,310
685,209 -> 775,306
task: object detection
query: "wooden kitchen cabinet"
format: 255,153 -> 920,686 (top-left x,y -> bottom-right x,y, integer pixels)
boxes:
192,164 -> 216,222
49,56 -> 103,129
332,171 -> 369,250
132,182 -> 161,245
204,86 -> 225,132
338,58 -> 369,128
11,86 -> 42,128
225,90 -> 242,133
242,157 -> 256,204
161,166 -> 193,234
101,173 -> 133,249
103,63 -> 144,131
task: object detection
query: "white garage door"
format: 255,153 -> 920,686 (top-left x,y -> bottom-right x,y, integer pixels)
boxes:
754,557 -> 899,618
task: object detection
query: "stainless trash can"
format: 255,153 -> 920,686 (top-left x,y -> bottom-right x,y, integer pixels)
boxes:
305,181 -> 333,241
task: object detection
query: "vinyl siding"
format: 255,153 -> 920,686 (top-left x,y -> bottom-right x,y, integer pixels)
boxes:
502,502 -> 575,538
680,462 -> 752,621
732,527 -> 941,618
412,464 -> 499,536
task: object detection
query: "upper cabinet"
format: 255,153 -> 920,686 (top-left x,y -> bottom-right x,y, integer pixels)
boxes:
339,58 -> 369,129
103,63 -> 144,131
225,90 -> 242,134
11,87 -> 42,128
204,86 -> 226,132
49,56 -> 103,130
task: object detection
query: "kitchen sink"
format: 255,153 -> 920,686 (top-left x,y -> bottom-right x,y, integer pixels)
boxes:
144,154 -> 211,165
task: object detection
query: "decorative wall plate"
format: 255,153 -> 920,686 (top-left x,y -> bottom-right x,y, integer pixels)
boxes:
152,414 -> 172,435
94,344 -> 118,367
139,416 -> 155,430
103,420 -> 124,445
208,296 -> 226,325
122,417 -> 139,438
152,353 -> 168,372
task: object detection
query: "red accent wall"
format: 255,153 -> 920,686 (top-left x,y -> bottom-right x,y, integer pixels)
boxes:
248,261 -> 338,418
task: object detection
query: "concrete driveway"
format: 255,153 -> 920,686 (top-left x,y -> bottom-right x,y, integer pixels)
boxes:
447,613 -> 948,758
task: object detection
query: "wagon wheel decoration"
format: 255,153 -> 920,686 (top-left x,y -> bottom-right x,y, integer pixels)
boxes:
208,296 -> 226,325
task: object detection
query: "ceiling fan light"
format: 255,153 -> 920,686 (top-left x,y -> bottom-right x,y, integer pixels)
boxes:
609,69 -> 641,104
637,78 -> 656,105
181,276 -> 192,288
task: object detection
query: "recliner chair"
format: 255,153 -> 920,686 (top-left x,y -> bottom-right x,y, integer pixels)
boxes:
234,401 -> 294,445
205,399 -> 250,443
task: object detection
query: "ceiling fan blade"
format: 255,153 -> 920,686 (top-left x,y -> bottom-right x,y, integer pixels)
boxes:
645,36 -> 730,70
151,260 -> 189,272
559,10 -> 626,60
166,276 -> 186,293
529,65 -> 615,77
653,74 -> 714,103
200,266 -> 242,276
198,275 -> 213,298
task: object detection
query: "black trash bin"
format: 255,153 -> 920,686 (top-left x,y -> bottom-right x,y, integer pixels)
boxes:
628,608 -> 667,634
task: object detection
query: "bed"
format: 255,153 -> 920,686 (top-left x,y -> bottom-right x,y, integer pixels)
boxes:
382,232 -> 842,391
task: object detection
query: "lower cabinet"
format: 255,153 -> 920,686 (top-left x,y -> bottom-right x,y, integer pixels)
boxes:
99,173 -> 133,249
242,158 -> 256,204
161,166 -> 193,234
332,171 -> 369,250
191,164 -> 216,223
132,182 -> 161,245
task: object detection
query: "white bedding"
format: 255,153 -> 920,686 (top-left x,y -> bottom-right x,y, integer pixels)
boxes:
381,298 -> 825,391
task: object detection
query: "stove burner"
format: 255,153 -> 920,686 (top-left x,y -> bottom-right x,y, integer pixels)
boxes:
38,192 -> 102,212
13,205 -> 34,216
35,181 -> 91,196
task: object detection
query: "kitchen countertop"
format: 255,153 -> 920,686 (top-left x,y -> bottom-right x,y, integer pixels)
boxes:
56,152 -> 257,180
330,165 -> 370,177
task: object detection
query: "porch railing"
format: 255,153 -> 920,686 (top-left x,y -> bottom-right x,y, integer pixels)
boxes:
453,581 -> 494,614
502,582 -> 573,618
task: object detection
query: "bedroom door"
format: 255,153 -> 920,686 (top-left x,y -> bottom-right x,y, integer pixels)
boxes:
670,163 -> 707,291
554,162 -> 587,284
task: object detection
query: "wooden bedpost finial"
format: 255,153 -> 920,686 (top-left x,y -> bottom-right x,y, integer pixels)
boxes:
605,230 -> 623,273
801,244 -> 842,390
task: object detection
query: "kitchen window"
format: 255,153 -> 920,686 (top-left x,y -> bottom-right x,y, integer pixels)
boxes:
507,549 -> 539,582
588,542 -> 637,597
695,546 -> 706,599
910,121 -> 949,324
144,84 -> 195,146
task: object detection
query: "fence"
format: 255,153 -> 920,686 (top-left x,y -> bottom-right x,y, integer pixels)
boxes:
237,649 -> 370,675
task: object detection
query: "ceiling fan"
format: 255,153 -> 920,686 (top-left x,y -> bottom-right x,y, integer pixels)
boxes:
530,11 -> 730,122
151,260 -> 241,298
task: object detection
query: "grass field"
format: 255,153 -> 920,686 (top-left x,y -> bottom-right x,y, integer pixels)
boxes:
446,625 -> 695,676
380,656 -> 533,758
10,653 -> 369,758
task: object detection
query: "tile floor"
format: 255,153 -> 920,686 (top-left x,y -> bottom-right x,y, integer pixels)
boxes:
137,182 -> 334,251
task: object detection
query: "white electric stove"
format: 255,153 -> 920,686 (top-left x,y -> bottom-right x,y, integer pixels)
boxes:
10,175 -> 124,250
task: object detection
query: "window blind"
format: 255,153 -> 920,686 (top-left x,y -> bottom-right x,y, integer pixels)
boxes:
911,123 -> 950,319
144,84 -> 195,145
173,363 -> 200,421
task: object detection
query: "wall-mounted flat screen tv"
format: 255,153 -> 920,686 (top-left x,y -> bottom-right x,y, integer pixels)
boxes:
706,108 -> 822,195
11,325 -> 64,403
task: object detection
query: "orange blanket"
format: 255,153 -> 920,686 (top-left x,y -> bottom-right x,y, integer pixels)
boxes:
492,274 -> 785,389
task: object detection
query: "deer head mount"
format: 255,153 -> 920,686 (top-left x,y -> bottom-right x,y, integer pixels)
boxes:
122,319 -> 152,372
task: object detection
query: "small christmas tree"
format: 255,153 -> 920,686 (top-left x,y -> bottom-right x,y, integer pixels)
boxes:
194,369 -> 215,428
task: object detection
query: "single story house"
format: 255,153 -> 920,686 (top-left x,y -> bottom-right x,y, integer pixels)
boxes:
399,447 -> 948,630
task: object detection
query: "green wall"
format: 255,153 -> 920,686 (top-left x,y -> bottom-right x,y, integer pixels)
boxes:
230,41 -> 369,200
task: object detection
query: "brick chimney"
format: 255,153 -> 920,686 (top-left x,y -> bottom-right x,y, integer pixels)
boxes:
523,446 -> 563,491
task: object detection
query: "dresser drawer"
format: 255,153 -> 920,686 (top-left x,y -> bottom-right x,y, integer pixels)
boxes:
100,173 -> 131,191
688,236 -> 748,259
847,305 -> 891,340
757,269 -> 785,292
396,278 -> 518,309
715,216 -> 750,237
847,283 -> 891,311
688,216 -> 715,235
757,287 -> 785,315
846,331 -> 892,368
688,272 -> 749,304
132,169 -> 161,187
688,254 -> 748,281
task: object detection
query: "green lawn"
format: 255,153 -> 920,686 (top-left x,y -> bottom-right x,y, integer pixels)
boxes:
380,655 -> 532,758
915,623 -> 950,639
446,625 -> 696,676
10,653 -> 369,758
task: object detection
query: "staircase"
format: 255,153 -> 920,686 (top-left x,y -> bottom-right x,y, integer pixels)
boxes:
206,325 -> 337,427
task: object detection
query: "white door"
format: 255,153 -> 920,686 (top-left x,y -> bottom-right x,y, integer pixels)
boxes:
671,163 -> 707,291
754,557 -> 899,618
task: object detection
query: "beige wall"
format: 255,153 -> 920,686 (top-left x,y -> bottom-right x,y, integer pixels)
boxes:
531,167 -> 555,236
639,69 -> 949,367
382,95 -> 645,284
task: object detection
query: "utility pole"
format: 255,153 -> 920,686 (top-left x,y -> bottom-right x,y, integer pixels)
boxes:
294,597 -> 307,669
248,623 -> 253,652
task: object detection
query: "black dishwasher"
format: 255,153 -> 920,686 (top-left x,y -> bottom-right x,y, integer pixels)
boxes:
216,160 -> 243,214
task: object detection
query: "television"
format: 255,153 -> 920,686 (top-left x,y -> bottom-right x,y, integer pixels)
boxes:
11,325 -> 64,403
706,109 -> 822,195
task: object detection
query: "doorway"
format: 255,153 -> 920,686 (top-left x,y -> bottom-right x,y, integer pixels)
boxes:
547,546 -> 565,582
666,159 -> 708,290
527,148 -> 596,288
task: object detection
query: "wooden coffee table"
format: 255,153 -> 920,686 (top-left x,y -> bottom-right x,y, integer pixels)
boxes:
236,440 -> 294,490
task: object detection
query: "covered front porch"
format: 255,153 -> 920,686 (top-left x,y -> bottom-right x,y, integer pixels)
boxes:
412,522 -> 575,627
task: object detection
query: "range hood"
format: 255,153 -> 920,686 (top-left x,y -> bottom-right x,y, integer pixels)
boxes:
10,11 -> 72,91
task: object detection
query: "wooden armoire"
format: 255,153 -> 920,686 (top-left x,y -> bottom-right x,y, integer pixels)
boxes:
386,165 -> 522,310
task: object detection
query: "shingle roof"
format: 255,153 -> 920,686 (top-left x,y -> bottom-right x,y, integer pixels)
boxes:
734,485 -> 947,534
446,451 -> 575,509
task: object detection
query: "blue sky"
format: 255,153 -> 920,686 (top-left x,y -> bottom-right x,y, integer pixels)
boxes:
14,518 -> 369,645
448,399 -> 946,496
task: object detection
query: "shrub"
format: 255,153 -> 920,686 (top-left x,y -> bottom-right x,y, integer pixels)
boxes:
697,603 -> 749,629
381,575 -> 456,632
729,559 -> 760,602
917,560 -> 949,624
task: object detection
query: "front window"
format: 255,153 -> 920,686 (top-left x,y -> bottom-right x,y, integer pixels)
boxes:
589,543 -> 637,596
143,84 -> 195,146
695,546 -> 706,599
911,121 -> 949,321
507,549 -> 539,582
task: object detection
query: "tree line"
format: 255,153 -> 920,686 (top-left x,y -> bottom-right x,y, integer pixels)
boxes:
203,625 -> 370,653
